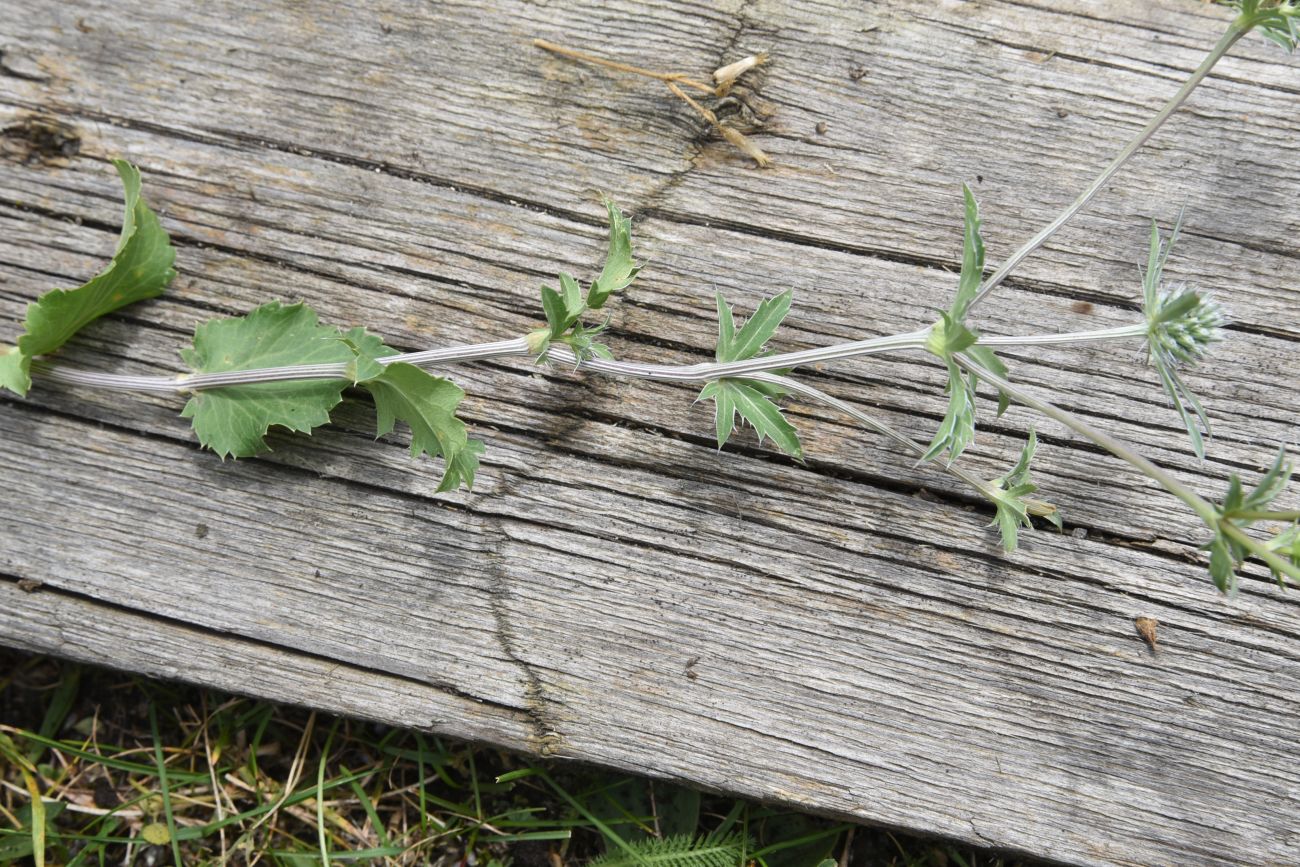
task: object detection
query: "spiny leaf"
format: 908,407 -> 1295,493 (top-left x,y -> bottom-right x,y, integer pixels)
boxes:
921,186 -> 1008,464
1140,214 -> 1225,460
716,290 -> 793,363
180,302 -> 355,458
700,380 -> 735,448
1155,363 -> 1209,461
731,380 -> 802,458
587,834 -> 747,867
1226,447 -> 1291,518
702,292 -> 803,458
715,292 -> 736,353
587,200 -> 641,309
1205,447 -> 1296,592
0,159 -> 176,395
988,429 -> 1059,552
699,379 -> 801,458
921,358 -> 976,465
950,182 -> 985,322
363,362 -> 483,491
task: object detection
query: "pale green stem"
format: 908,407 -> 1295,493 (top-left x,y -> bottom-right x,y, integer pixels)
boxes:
1220,521 -> 1300,583
1227,510 -> 1300,523
29,323 -> 1146,393
746,371 -> 1004,504
969,21 -> 1249,311
954,352 -> 1216,521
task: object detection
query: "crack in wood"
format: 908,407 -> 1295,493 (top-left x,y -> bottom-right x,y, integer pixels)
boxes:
485,562 -> 566,757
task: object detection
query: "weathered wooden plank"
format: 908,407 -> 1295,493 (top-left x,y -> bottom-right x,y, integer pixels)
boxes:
3,1 -> 1300,865
0,579 -> 537,746
4,396 -> 1300,866
3,0 -> 1296,328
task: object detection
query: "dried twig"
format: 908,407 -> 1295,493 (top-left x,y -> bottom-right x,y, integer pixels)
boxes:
534,37 -> 771,166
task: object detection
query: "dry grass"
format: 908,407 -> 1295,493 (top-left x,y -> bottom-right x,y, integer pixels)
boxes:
0,650 -> 1035,867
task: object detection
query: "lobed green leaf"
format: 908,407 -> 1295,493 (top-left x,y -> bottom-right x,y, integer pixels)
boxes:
702,292 -> 803,459
587,200 -> 641,309
534,200 -> 639,362
364,362 -> 484,492
180,302 -> 353,458
716,290 -> 793,364
988,429 -> 1060,552
0,159 -> 176,395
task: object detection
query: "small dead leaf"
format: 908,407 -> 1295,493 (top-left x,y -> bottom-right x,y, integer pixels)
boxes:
1134,616 -> 1158,651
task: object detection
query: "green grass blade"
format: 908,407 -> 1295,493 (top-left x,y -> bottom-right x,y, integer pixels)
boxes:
317,718 -> 340,866
147,703 -> 183,867
33,665 -> 81,757
347,773 -> 389,848
537,769 -> 645,865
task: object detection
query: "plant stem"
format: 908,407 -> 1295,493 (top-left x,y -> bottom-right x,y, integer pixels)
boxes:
749,371 -> 1012,508
969,21 -> 1249,311
1227,510 -> 1300,523
532,39 -> 716,94
977,323 -> 1147,346
954,352 -> 1216,522
30,323 -> 1147,394
954,352 -> 1300,585
32,338 -> 535,393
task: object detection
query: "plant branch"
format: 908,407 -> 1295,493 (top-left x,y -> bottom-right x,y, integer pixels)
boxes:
533,39 -> 716,94
954,352 -> 1300,585
29,323 -> 1150,394
749,371 -> 1058,519
953,352 -> 1217,522
969,21 -> 1249,311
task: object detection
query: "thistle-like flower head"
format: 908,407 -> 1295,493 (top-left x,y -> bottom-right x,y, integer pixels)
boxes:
1139,215 -> 1228,460
1146,284 -> 1227,367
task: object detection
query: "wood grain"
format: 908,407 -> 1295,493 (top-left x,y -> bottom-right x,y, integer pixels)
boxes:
2,1 -> 1299,864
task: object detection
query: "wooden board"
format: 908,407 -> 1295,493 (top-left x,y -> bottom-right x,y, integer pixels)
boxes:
3,1 -> 1299,864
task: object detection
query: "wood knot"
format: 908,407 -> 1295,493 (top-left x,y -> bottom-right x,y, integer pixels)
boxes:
2,115 -> 81,166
